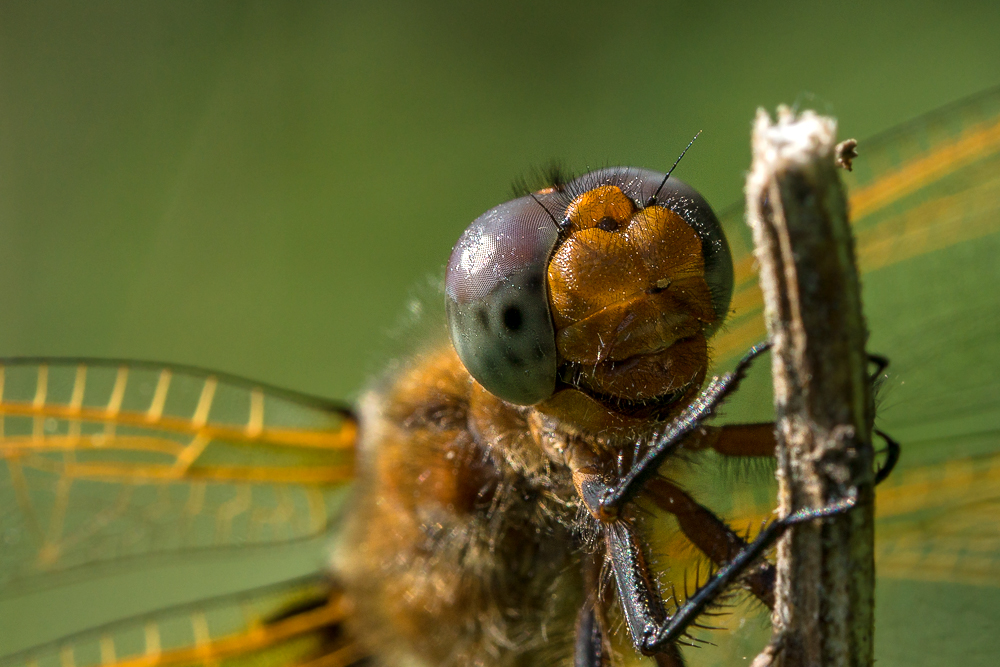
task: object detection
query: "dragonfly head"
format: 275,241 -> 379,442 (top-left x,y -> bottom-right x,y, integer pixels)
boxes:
446,167 -> 732,424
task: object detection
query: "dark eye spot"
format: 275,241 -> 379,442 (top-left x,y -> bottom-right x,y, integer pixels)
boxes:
503,305 -> 523,332
504,350 -> 524,367
596,216 -> 619,231
483,352 -> 501,374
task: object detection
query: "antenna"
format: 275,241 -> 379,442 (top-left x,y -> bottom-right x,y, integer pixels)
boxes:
645,130 -> 703,207
530,192 -> 565,230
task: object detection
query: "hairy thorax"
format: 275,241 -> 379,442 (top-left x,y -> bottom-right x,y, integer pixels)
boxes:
334,345 -> 589,667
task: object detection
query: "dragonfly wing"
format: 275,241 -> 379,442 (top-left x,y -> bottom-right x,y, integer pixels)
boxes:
712,85 -> 1000,372
0,359 -> 357,596
0,574 -> 366,667
700,86 -> 1000,664
844,87 -> 1000,588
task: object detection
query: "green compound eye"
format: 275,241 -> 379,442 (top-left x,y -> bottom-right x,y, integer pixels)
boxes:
445,194 -> 560,406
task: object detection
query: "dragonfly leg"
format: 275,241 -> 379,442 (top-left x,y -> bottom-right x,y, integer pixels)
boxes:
653,645 -> 686,667
574,604 -> 609,667
642,477 -> 776,608
574,549 -> 611,667
874,428 -> 901,484
694,421 -> 899,485
600,342 -> 772,516
866,352 -> 902,484
867,352 -> 889,380
685,422 -> 777,457
607,492 -> 856,657
685,422 -> 897,488
677,351 -> 896,461
571,542 -> 689,665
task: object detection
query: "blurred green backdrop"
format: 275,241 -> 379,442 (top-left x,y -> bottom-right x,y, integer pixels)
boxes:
1,1 -> 999,665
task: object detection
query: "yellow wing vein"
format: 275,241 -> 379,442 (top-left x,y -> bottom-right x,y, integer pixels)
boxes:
94,600 -> 346,667
38,485 -> 135,569
70,366 -> 86,411
851,113 -> 1000,220
247,389 -> 264,438
41,475 -> 73,565
0,403 -> 353,451
99,636 -> 116,667
146,370 -> 172,423
144,623 -> 162,661
106,367 -> 129,417
191,378 -> 217,430
214,486 -> 252,544
5,456 -> 44,547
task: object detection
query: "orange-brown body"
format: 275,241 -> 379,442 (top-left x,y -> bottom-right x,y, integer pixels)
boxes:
337,346 -> 585,666
334,178 -> 726,666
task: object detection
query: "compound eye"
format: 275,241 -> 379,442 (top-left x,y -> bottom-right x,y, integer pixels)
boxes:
445,195 -> 559,405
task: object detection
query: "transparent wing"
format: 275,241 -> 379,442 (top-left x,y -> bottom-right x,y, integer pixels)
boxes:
875,449 -> 1000,586
0,574 -> 363,667
0,359 -> 356,596
705,85 -> 1000,605
712,85 -> 1000,370
624,89 -> 1000,666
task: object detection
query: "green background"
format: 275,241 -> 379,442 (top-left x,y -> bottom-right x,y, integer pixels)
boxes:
1,1 -> 999,665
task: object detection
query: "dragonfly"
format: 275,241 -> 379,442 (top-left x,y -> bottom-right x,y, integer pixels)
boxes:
0,85 -> 998,667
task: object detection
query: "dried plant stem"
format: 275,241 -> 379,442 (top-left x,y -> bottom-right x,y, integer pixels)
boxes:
745,108 -> 875,667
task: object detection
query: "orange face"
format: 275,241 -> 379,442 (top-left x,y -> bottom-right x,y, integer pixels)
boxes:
446,167 -> 734,433
546,184 -> 716,418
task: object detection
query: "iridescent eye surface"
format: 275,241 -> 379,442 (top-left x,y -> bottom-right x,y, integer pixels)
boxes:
445,167 -> 733,406
445,194 -> 561,405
